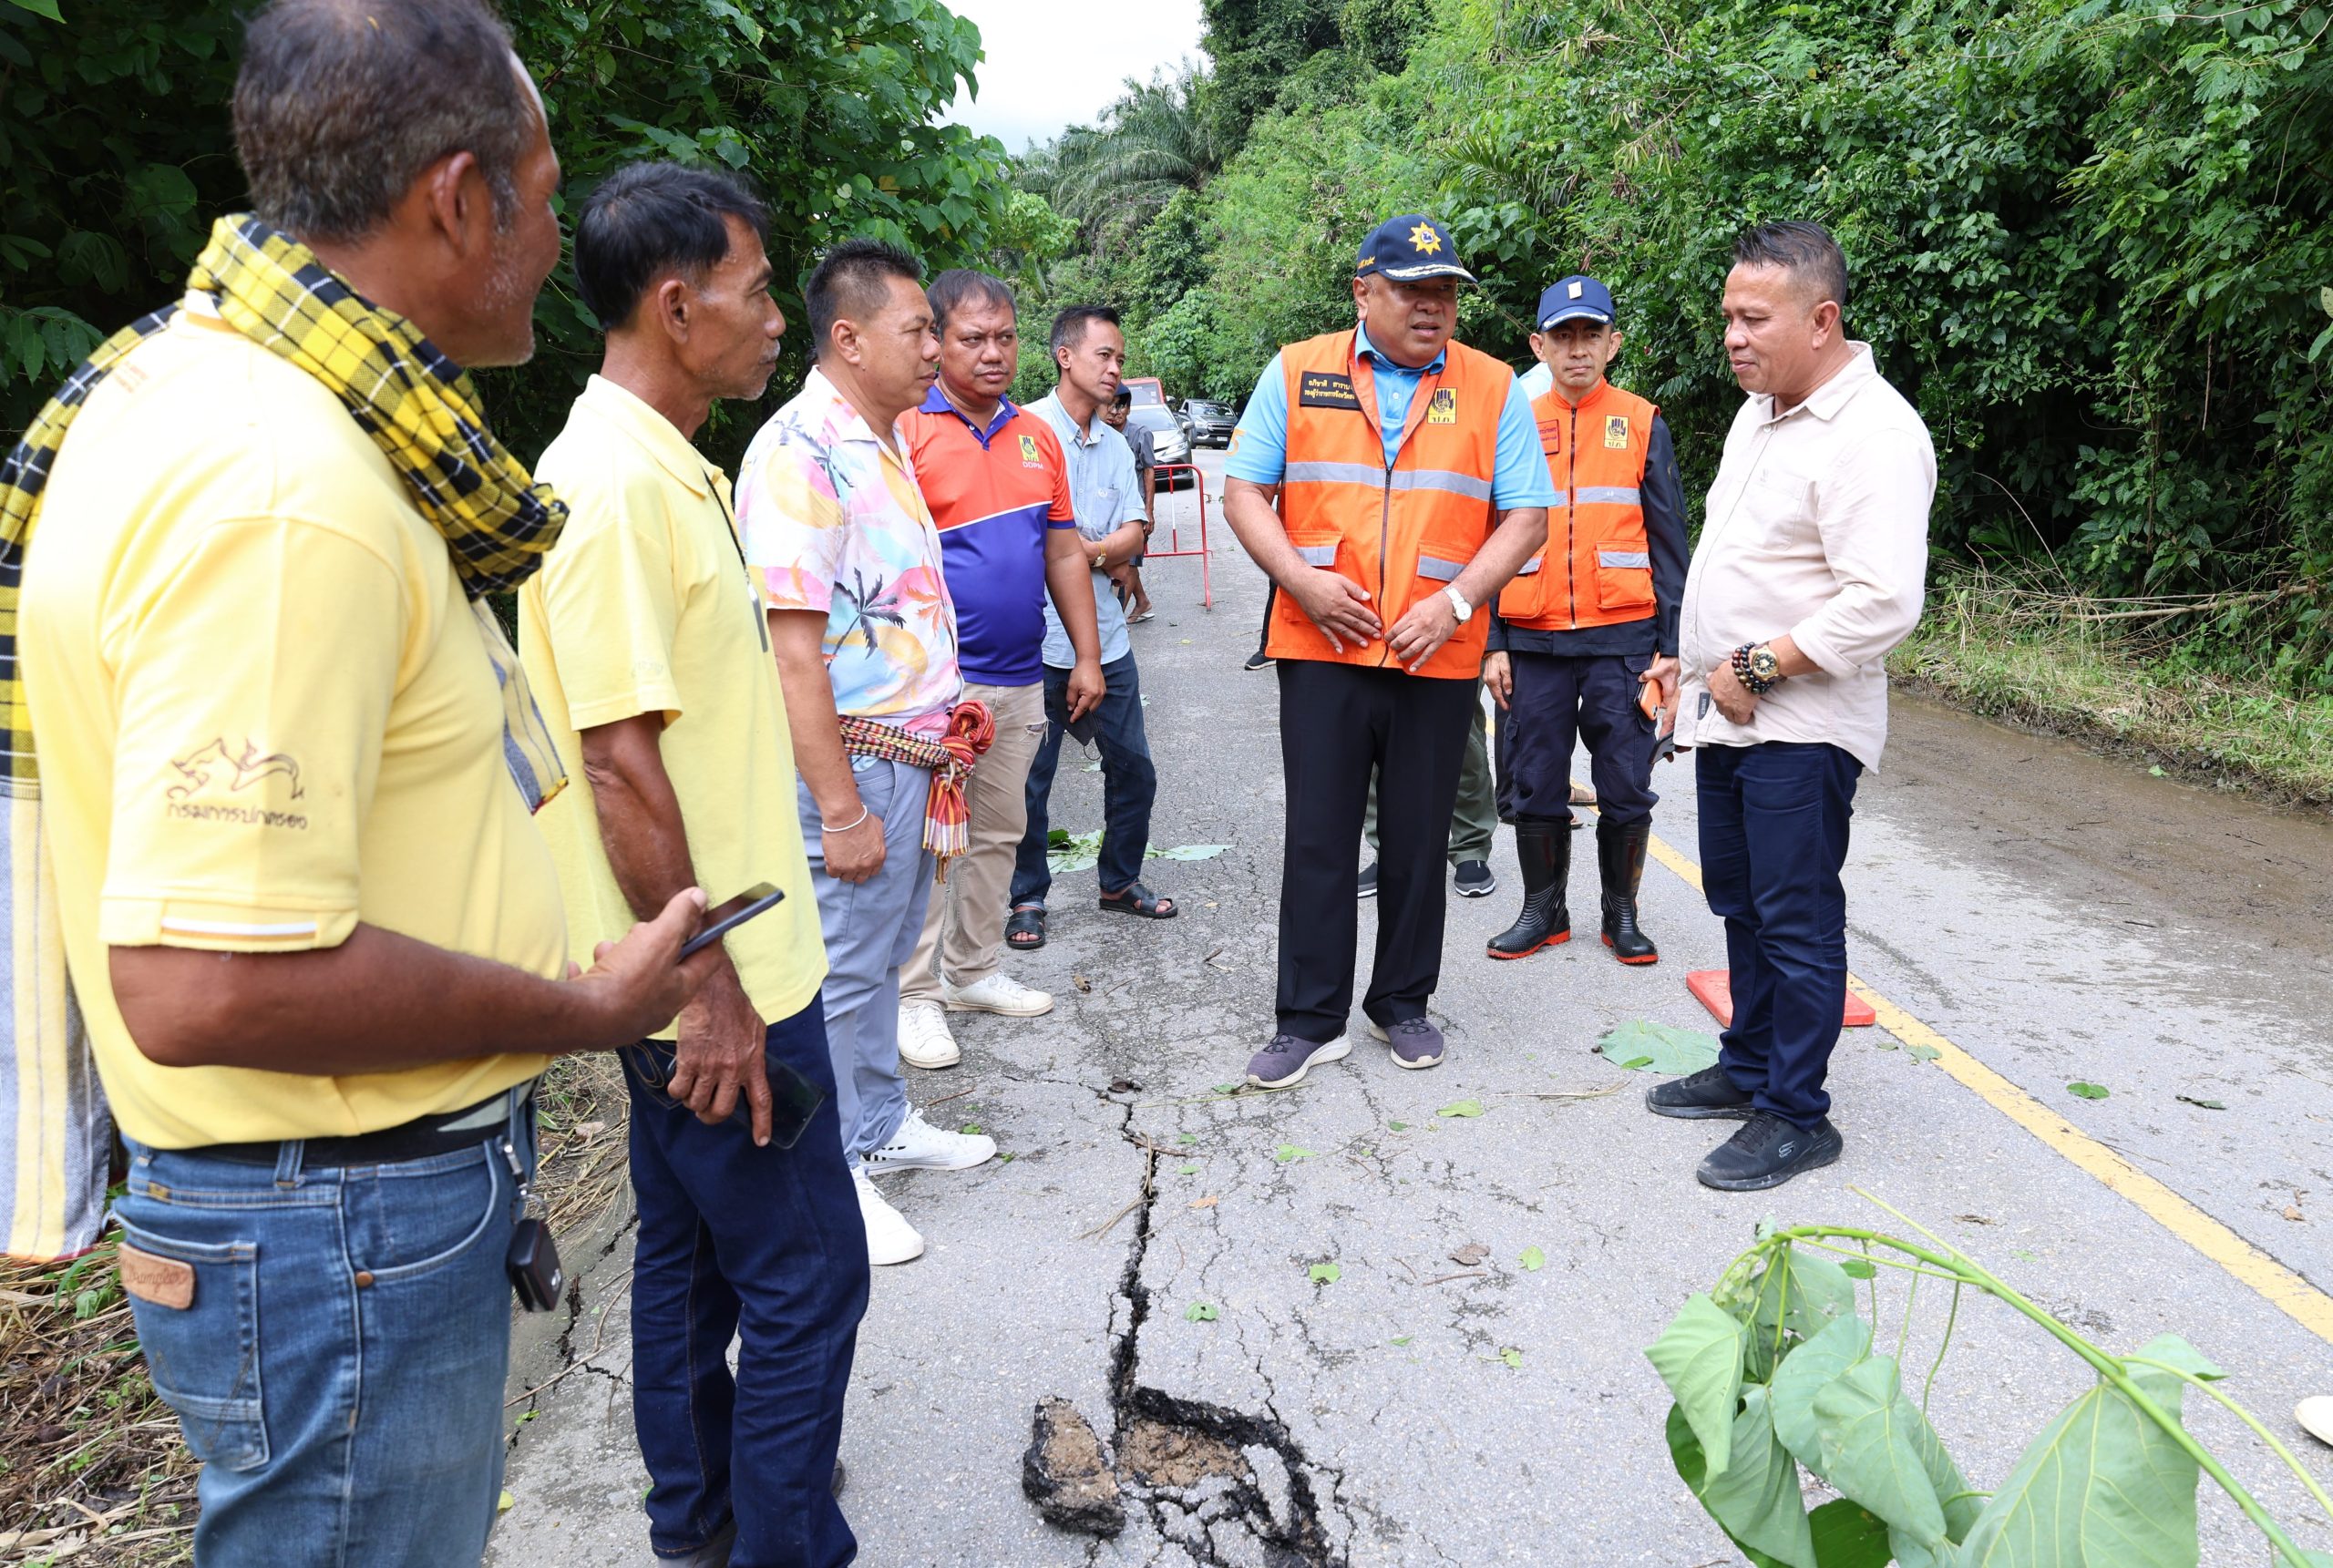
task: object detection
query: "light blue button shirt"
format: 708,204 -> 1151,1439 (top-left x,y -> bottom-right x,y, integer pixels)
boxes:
1030,391 -> 1141,669
1224,325 -> 1558,509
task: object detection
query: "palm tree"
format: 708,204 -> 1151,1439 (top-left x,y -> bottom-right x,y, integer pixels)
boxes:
1026,65 -> 1227,246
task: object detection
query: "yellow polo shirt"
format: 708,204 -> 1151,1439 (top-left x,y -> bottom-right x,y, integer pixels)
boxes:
519,376 -> 825,1035
18,299 -> 565,1148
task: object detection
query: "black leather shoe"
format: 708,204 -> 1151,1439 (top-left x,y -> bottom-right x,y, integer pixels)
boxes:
1597,818 -> 1659,964
1487,821 -> 1569,958
1644,1064 -> 1754,1120
658,1520 -> 736,1567
1696,1112 -> 1843,1192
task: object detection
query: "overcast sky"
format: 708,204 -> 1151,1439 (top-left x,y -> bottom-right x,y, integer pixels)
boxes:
943,0 -> 1206,154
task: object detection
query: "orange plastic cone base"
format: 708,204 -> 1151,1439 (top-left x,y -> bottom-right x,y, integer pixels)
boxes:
1686,968 -> 1875,1030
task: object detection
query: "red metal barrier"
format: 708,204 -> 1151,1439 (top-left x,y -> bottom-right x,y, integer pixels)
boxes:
1141,461 -> 1212,610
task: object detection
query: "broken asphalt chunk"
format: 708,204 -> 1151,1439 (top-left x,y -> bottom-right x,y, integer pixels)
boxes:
1023,1397 -> 1125,1537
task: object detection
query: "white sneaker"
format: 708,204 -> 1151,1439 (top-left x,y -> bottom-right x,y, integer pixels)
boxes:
941,972 -> 1053,1017
865,1108 -> 996,1173
898,1002 -> 961,1070
853,1166 -> 924,1266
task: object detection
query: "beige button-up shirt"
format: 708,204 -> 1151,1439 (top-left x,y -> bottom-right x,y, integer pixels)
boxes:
1676,343 -> 1934,770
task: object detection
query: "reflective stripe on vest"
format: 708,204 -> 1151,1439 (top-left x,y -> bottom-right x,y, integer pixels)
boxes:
1270,328 -> 1510,679
1496,381 -> 1658,632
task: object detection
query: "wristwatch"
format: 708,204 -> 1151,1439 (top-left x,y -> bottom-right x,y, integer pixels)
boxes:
1093,548 -> 1109,571
1732,642 -> 1785,695
1443,586 -> 1474,625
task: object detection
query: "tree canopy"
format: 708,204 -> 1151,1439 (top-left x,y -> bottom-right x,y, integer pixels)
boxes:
0,0 -> 1010,464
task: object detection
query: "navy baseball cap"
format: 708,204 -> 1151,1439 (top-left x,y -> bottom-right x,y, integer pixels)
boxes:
1537,275 -> 1616,330
1354,214 -> 1477,285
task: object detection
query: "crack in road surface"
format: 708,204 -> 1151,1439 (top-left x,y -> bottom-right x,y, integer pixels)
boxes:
1096,1088 -> 1353,1566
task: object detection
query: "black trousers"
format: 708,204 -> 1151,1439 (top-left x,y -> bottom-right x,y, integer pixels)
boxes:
1276,660 -> 1481,1042
1495,650 -> 1660,826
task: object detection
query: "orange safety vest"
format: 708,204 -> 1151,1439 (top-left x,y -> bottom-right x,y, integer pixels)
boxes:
1496,379 -> 1658,631
1266,329 -> 1512,681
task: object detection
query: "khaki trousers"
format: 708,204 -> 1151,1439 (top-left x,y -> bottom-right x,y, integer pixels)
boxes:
900,680 -> 1049,1004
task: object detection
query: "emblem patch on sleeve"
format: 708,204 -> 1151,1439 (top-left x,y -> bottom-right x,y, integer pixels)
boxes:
1298,372 -> 1361,410
1426,388 -> 1458,425
1603,415 -> 1630,449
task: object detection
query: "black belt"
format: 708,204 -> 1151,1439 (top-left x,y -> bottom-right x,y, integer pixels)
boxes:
199,1091 -> 520,1169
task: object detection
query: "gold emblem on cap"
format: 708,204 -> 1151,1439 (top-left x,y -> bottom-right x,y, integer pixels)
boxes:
1408,222 -> 1442,253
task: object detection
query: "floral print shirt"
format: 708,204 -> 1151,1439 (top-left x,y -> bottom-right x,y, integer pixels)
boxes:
739,367 -> 962,737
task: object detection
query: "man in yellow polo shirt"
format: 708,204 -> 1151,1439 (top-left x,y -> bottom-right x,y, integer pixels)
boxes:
13,5 -> 709,1565
518,162 -> 855,1568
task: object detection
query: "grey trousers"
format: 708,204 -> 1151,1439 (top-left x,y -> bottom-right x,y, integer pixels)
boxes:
797,757 -> 935,1167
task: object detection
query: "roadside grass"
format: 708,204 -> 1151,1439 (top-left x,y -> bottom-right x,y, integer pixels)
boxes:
0,1051 -> 631,1564
0,1237 -> 195,1566
1895,572 -> 2333,810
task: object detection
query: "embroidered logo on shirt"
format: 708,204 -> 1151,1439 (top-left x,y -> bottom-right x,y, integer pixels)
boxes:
1298,372 -> 1361,410
1019,434 -> 1042,466
1604,415 -> 1630,449
1426,388 -> 1458,425
1537,419 -> 1563,456
168,738 -> 303,800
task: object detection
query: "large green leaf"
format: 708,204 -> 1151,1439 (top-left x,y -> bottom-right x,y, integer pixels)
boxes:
1647,1293 -> 1748,1477
1951,1359 -> 2199,1568
1811,1356 -> 1949,1550
1808,1499 -> 1894,1568
1897,1391 -> 1984,1556
1598,1020 -> 1721,1074
1666,1405 -> 1793,1568
1701,1387 -> 1818,1568
1744,1245 -> 1860,1365
1771,1313 -> 1871,1464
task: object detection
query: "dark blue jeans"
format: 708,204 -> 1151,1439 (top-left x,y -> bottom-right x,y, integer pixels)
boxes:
1011,652 -> 1157,907
621,1000 -> 868,1567
1697,741 -> 1862,1127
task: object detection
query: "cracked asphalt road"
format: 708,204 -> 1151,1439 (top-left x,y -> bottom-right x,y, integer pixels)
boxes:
489,450 -> 2333,1567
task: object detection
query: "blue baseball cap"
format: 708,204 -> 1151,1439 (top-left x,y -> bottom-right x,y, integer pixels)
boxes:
1354,214 -> 1476,285
1537,275 -> 1617,330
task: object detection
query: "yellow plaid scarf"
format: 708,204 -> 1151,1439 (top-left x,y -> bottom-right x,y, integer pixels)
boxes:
0,215 -> 569,1258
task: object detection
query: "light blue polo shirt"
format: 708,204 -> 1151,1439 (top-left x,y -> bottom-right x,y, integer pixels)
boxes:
1030,391 -> 1141,670
1226,324 -> 1557,509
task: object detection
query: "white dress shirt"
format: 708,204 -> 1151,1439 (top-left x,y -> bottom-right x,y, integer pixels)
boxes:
1676,343 -> 1934,770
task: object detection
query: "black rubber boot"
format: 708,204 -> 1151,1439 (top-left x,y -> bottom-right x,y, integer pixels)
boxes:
1598,817 -> 1659,965
1486,820 -> 1570,959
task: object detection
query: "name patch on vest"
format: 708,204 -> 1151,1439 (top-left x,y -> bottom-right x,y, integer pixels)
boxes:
1298,371 -> 1361,410
1426,388 -> 1458,425
1603,415 -> 1630,449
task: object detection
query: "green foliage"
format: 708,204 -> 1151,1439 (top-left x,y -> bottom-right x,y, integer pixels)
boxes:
1,0 -> 1011,468
1200,0 -> 1346,143
1598,1020 -> 1721,1074
1651,1214 -> 2333,1567
0,2 -> 245,426
1418,0 -> 2333,686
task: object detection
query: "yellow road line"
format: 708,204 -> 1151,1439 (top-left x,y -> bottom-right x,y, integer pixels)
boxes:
1633,815 -> 2333,1346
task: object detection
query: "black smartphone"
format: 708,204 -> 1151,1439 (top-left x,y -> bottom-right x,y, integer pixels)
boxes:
680,882 -> 785,958
630,1040 -> 827,1151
